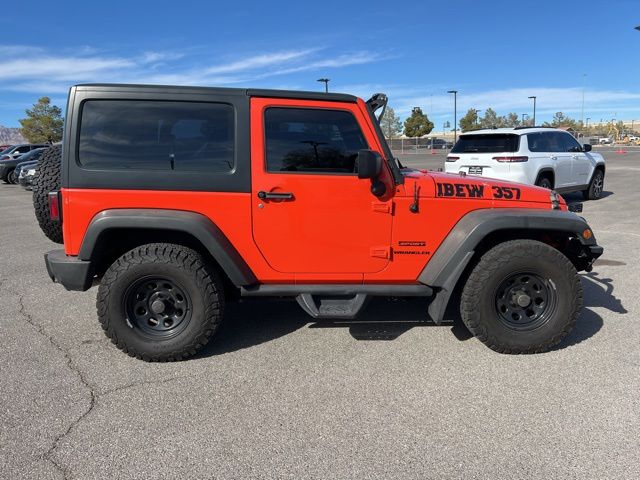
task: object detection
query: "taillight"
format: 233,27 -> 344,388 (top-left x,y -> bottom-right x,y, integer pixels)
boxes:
48,191 -> 60,222
446,156 -> 460,162
493,156 -> 528,162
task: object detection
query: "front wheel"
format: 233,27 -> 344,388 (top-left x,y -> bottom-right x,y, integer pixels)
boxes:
460,239 -> 582,354
583,169 -> 604,200
97,243 -> 225,361
6,168 -> 17,184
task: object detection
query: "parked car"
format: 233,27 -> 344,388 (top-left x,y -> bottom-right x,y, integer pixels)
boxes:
598,137 -> 612,145
18,163 -> 38,190
0,145 -> 12,151
40,83 -> 602,361
0,147 -> 47,183
445,127 -> 606,199
427,138 -> 453,149
0,143 -> 47,160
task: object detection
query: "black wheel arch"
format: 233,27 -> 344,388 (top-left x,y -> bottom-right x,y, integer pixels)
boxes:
79,209 -> 257,288
419,208 -> 601,324
535,168 -> 555,187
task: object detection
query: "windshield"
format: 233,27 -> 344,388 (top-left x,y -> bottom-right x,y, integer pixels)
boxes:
0,146 -> 15,155
451,134 -> 519,153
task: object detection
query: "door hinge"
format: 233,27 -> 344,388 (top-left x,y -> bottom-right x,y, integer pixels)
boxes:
370,246 -> 391,259
372,202 -> 392,214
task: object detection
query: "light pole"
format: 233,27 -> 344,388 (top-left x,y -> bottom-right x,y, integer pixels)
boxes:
447,90 -> 458,143
521,113 -> 528,126
581,73 -> 586,126
586,117 -> 591,129
475,109 -> 482,128
528,96 -> 537,125
317,78 -> 330,93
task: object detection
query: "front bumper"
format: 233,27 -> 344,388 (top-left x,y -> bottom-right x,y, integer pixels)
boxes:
584,244 -> 604,271
45,249 -> 93,291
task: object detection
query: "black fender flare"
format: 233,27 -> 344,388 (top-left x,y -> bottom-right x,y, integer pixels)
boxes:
79,209 -> 257,286
419,208 -> 597,323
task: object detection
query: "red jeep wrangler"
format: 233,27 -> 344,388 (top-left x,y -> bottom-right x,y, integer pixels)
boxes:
37,84 -> 602,361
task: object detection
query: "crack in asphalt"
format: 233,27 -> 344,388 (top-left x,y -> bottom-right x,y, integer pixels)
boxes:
100,373 -> 200,398
13,289 -> 202,479
16,293 -> 96,480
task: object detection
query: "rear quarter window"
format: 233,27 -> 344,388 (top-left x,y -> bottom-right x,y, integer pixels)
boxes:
451,134 -> 519,153
78,100 -> 235,172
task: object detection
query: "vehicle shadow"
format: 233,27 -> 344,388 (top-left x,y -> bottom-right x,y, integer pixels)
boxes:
562,190 -> 614,204
553,271 -> 626,350
197,297 -> 438,357
197,271 -> 625,357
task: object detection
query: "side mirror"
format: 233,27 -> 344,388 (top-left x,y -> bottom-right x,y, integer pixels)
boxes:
583,144 -> 592,152
357,150 -> 382,179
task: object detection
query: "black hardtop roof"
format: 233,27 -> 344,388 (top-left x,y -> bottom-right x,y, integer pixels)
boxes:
74,83 -> 358,103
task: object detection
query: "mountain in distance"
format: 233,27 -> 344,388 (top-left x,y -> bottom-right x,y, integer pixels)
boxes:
0,126 -> 26,145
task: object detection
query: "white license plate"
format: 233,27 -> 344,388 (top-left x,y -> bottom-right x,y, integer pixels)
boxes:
468,166 -> 483,175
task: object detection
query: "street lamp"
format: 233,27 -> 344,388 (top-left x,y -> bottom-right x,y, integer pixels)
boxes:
447,90 -> 458,143
581,74 -> 586,126
317,78 -> 330,93
474,109 -> 482,128
528,96 -> 537,125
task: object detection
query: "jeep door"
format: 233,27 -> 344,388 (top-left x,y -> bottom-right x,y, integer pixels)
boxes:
250,98 -> 393,275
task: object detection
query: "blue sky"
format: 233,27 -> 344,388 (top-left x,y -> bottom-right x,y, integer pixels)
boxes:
1,0 -> 639,128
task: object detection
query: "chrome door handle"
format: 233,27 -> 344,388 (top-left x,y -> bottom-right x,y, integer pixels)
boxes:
257,191 -> 294,200
550,156 -> 558,160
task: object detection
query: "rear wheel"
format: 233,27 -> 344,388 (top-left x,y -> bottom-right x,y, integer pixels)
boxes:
535,175 -> 553,190
583,169 -> 604,200
32,145 -> 63,243
460,239 -> 582,354
97,243 -> 225,362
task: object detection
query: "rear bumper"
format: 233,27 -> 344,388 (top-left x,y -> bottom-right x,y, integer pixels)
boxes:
44,249 -> 93,291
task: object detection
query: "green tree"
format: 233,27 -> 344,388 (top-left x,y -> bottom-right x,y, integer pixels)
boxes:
380,106 -> 402,139
543,111 -> 579,130
504,112 -> 521,127
459,108 -> 480,132
479,108 -> 503,129
403,107 -> 434,138
19,97 -> 64,144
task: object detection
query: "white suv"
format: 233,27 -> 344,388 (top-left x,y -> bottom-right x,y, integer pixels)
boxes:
445,127 -> 606,199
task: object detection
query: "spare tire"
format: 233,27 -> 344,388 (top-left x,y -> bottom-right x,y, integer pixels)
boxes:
33,145 -> 63,244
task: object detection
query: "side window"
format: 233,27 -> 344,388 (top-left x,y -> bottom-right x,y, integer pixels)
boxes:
264,107 -> 368,174
527,132 -> 550,152
17,146 -> 30,153
559,133 -> 582,152
78,100 -> 234,172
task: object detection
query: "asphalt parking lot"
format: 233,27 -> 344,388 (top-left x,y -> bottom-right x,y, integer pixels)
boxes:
1,146 -> 638,479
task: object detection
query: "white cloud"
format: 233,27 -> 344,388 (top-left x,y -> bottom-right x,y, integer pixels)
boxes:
0,44 -> 383,93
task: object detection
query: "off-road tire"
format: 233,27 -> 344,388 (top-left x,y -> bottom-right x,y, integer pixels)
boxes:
32,145 -> 63,243
97,243 -> 225,362
460,239 -> 582,354
583,169 -> 604,200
